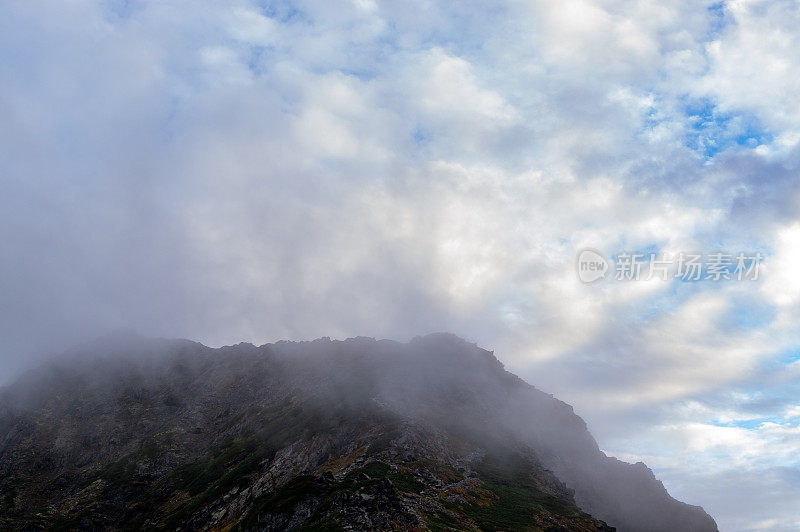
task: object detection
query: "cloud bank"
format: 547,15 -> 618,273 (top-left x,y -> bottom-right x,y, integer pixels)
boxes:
2,0 -> 800,529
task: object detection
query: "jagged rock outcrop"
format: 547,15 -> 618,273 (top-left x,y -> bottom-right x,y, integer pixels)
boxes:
0,333 -> 717,531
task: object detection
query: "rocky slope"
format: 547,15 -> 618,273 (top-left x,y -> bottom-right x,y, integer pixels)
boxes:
0,333 -> 717,531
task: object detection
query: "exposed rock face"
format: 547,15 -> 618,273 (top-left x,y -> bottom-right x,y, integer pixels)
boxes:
0,333 -> 717,531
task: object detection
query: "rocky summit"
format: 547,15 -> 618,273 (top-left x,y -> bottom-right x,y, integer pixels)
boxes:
0,333 -> 718,531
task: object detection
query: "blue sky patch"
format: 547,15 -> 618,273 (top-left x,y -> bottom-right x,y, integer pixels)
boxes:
706,2 -> 729,38
682,98 -> 773,157
723,301 -> 775,331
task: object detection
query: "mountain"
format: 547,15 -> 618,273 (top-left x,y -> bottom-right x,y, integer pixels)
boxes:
0,333 -> 717,531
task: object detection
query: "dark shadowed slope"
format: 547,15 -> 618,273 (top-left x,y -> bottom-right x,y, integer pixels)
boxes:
0,333 -> 717,531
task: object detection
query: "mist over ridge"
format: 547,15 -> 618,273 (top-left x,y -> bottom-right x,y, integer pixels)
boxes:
0,332 -> 716,531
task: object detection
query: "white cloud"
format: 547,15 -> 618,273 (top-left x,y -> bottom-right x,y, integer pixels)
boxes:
762,223 -> 800,308
698,0 -> 800,143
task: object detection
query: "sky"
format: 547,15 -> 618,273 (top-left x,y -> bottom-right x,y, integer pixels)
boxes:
1,0 -> 799,529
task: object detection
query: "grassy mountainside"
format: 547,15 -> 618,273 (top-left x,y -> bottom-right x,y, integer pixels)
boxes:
0,334 -> 716,531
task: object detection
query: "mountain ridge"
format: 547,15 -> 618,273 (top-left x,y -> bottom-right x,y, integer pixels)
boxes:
0,333 -> 717,531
